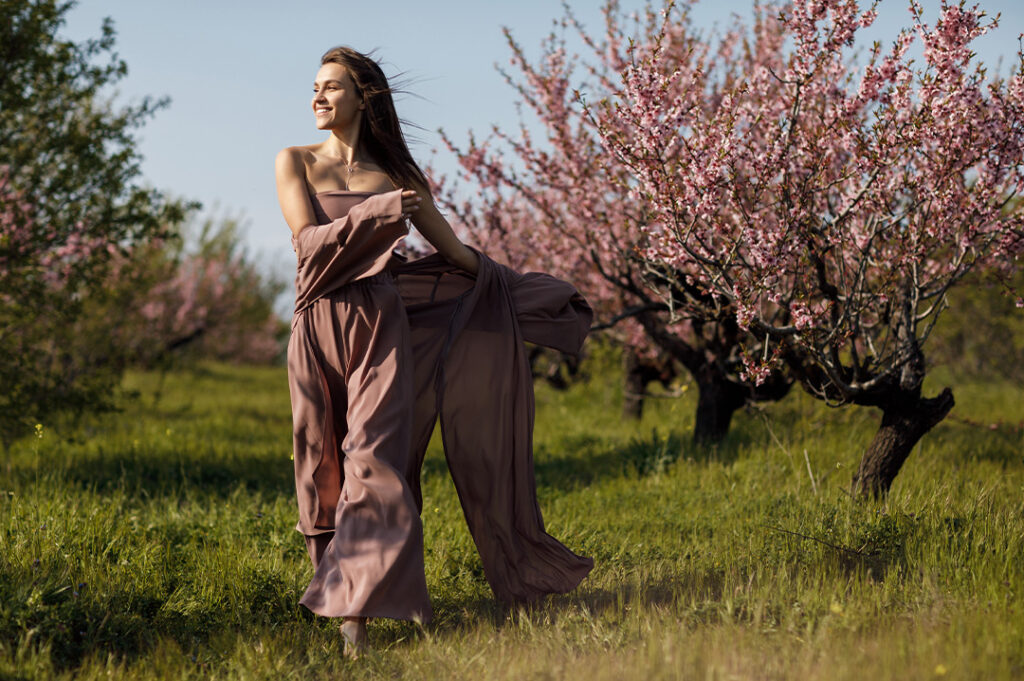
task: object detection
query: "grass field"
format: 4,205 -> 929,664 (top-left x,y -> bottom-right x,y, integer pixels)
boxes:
1,351 -> 1022,680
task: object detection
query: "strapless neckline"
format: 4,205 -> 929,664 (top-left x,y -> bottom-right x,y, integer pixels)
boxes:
313,189 -> 385,197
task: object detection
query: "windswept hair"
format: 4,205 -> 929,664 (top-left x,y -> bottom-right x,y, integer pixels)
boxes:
320,46 -> 429,191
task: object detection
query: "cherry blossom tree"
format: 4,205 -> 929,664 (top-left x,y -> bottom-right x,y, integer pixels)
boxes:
593,0 -> 1024,495
1,172 -> 104,447
439,1 -> 792,441
110,217 -> 287,368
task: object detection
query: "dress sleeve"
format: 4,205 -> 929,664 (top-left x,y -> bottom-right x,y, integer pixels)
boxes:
504,264 -> 594,355
291,190 -> 407,312
292,189 -> 405,260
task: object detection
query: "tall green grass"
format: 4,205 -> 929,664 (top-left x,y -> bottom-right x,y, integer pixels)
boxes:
1,356 -> 1021,680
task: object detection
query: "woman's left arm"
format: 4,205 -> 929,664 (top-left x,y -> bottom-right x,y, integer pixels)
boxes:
407,184 -> 480,275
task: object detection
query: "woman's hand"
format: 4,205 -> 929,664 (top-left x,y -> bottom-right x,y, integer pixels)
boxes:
401,190 -> 422,219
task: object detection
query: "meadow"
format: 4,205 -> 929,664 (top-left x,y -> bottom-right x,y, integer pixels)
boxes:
1,350 -> 1021,680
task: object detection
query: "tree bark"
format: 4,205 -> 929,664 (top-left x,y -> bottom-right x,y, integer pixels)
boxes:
621,349 -> 677,420
629,311 -> 791,440
528,346 -> 581,391
622,349 -> 646,420
692,367 -> 748,444
854,387 -> 955,498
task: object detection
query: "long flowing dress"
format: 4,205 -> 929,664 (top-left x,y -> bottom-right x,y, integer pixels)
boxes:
287,188 -> 593,622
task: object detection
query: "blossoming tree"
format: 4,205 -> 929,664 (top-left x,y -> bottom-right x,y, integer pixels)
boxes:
440,2 -> 792,441
111,217 -> 286,368
593,0 -> 1024,495
1,0 -> 191,447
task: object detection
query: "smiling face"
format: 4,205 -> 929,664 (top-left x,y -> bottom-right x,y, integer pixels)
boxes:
312,62 -> 364,131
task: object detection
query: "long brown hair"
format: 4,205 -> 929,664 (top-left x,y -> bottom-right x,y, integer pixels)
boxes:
320,46 -> 429,191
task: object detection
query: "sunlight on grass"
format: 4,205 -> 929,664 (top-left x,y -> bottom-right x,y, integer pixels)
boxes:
1,358 -> 1021,680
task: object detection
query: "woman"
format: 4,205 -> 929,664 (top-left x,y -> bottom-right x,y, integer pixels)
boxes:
276,46 -> 593,657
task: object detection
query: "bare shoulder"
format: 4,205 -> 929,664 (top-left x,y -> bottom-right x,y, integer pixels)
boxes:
276,147 -> 321,194
275,145 -> 314,172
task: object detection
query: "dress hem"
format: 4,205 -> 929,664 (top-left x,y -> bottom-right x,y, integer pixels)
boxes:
298,599 -> 433,624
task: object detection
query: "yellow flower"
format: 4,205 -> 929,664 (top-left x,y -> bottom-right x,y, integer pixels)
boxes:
34,424 -> 43,439
934,665 -> 947,676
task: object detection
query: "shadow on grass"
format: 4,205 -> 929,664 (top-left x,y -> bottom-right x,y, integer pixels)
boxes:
410,568 -> 725,640
46,403 -> 763,503
532,430 -> 747,490
51,422 -> 757,502
420,429 -> 751,496
1,583 -> 158,672
1,558 -> 310,673
27,448 -> 294,499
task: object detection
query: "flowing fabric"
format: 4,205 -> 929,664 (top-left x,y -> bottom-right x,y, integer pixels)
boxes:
395,255 -> 595,603
288,190 -> 431,621
287,188 -> 593,622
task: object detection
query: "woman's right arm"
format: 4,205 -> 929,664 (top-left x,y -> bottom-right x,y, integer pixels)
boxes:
275,147 -> 319,238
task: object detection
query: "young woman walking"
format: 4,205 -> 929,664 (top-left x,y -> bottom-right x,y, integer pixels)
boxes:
276,46 -> 592,657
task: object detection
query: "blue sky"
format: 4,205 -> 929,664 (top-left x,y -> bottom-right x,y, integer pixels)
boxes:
61,1 -> 1023,279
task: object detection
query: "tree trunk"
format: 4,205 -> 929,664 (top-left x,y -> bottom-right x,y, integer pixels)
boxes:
693,368 -> 748,444
621,349 -> 678,420
854,388 -> 955,498
622,349 -> 646,420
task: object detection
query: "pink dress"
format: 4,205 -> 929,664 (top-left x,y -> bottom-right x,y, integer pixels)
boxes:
287,189 -> 593,623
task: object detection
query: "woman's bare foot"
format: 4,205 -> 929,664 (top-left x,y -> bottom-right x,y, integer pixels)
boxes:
340,617 -> 369,659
